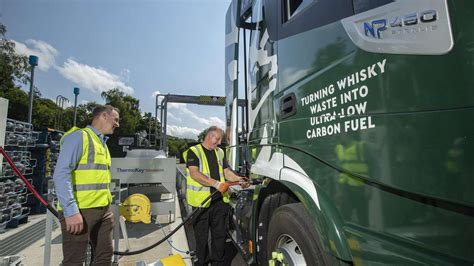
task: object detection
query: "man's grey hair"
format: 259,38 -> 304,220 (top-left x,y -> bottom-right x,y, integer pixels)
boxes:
92,105 -> 119,119
205,126 -> 223,138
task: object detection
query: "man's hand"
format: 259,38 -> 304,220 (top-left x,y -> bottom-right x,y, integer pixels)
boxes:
65,213 -> 84,235
239,176 -> 251,189
213,181 -> 229,193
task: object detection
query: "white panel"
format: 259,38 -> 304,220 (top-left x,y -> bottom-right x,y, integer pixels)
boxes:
111,157 -> 176,184
341,0 -> 453,55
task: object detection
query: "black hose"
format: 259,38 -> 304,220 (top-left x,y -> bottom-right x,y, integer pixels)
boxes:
114,191 -> 216,256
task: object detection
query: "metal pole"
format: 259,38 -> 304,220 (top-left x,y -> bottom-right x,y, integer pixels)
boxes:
43,210 -> 53,266
57,96 -> 69,130
155,93 -> 165,149
159,105 -> 164,149
112,204 -> 120,264
243,30 -> 249,139
148,115 -> 151,146
55,95 -> 60,129
27,55 -> 38,124
163,99 -> 168,153
59,97 -> 64,130
73,87 -> 80,126
157,95 -> 165,150
160,104 -> 164,149
59,98 -> 62,129
43,179 -> 56,266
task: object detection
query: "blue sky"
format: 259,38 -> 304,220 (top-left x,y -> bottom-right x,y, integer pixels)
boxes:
0,0 -> 231,139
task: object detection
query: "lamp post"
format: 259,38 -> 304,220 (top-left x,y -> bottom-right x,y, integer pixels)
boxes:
73,87 -> 80,126
27,55 -> 39,124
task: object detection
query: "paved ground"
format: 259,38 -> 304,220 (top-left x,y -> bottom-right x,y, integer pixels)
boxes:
0,163 -> 246,265
0,195 -> 191,265
0,193 -> 246,265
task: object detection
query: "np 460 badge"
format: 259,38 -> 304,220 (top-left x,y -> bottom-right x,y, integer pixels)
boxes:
364,10 -> 438,39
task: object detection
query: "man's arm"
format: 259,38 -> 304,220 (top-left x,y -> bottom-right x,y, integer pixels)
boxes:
223,168 -> 243,182
222,157 -> 245,182
188,166 -> 220,187
222,157 -> 249,188
52,131 -> 84,234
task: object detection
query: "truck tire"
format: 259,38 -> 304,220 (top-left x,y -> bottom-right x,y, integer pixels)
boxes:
257,193 -> 295,265
267,203 -> 328,266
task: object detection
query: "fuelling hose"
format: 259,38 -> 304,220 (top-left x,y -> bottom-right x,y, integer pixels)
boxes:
0,146 -> 241,256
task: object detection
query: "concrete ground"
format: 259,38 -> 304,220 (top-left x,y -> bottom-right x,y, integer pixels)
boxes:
1,162 -> 245,265
1,195 -> 192,266
0,192 -> 246,266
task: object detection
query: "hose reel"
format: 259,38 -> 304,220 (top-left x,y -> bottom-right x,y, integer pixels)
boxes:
119,193 -> 152,224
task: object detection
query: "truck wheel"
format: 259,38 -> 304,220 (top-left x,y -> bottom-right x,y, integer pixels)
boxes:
257,193 -> 295,265
267,203 -> 328,265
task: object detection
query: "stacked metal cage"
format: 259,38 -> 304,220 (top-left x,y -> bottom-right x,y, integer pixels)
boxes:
0,119 -> 36,231
28,128 -> 62,214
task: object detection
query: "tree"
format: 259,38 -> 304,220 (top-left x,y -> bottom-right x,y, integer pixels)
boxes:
61,101 -> 98,130
101,88 -> 141,135
167,136 -> 195,160
135,112 -> 161,147
137,112 -> 160,135
0,87 -> 28,121
0,22 -> 30,91
197,129 -> 206,142
33,98 -> 59,130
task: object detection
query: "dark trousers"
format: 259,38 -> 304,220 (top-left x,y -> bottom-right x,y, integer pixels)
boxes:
59,205 -> 114,266
192,200 -> 229,266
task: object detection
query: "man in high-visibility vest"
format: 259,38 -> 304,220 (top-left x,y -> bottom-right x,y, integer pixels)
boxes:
186,126 -> 248,266
53,104 -> 119,265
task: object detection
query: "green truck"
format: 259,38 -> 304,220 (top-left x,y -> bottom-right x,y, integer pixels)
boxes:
224,0 -> 473,265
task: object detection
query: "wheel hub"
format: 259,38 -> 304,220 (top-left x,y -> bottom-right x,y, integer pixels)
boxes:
268,234 -> 306,266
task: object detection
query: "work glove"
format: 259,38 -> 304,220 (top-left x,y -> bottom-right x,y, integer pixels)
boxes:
213,181 -> 229,193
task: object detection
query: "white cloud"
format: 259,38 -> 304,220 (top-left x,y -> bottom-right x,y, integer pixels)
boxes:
167,112 -> 182,122
58,58 -> 134,94
167,125 -> 200,140
169,103 -> 224,127
168,102 -> 186,109
13,39 -> 58,71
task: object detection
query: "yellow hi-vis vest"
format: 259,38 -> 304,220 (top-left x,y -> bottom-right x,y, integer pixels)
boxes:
335,141 -> 368,187
185,145 -> 229,208
57,127 -> 112,210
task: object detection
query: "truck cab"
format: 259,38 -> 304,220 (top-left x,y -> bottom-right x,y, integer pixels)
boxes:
225,0 -> 474,265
